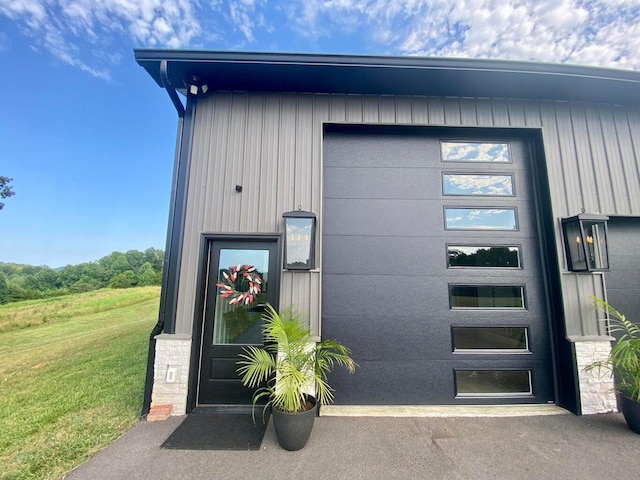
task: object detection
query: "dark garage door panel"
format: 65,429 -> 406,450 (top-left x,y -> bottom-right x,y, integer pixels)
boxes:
606,218 -> 640,320
324,198 -> 443,236
323,236 -> 544,283
322,315 -> 456,360
324,166 -> 441,200
324,198 -> 538,238
328,358 -> 553,405
323,133 -> 441,168
323,236 -> 442,275
323,273 -> 548,319
329,360 -> 457,404
322,274 -> 450,317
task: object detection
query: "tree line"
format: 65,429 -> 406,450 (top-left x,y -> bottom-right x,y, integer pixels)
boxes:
0,248 -> 164,304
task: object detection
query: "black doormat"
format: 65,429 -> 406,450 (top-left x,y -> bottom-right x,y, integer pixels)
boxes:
161,412 -> 270,451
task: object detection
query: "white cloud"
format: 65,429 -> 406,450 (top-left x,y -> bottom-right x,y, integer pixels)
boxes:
283,0 -> 640,70
0,0 -> 46,27
229,1 -> 257,42
2,0 -> 640,79
0,0 -> 201,79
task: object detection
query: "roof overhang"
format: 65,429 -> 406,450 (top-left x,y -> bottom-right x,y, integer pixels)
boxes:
134,49 -> 640,106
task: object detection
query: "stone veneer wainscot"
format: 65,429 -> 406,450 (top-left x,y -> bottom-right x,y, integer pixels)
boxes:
150,334 -> 191,416
574,339 -> 617,415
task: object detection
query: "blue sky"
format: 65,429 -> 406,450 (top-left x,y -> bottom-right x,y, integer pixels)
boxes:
1,0 -> 639,268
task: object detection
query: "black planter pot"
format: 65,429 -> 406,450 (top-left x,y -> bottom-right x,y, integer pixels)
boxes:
619,395 -> 640,434
272,397 -> 317,451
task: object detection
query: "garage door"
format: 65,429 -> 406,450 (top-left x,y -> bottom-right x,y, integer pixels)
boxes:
606,218 -> 640,322
322,129 -> 555,405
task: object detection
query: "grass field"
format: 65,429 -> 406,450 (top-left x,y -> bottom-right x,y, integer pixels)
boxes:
0,287 -> 160,480
0,287 -> 161,333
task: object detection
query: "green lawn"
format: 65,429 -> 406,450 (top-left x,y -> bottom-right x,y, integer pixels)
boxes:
0,287 -> 160,480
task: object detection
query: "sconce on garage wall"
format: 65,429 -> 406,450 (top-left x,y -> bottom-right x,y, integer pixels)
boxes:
283,209 -> 316,270
561,213 -> 610,272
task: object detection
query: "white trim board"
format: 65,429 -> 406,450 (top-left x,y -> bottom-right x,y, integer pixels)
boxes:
320,405 -> 569,418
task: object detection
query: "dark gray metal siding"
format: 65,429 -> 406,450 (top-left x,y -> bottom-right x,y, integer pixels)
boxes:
175,92 -> 640,340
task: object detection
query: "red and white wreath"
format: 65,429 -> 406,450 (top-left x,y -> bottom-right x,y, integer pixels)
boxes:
216,264 -> 263,306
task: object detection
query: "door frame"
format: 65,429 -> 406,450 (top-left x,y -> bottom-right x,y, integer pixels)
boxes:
187,233 -> 282,412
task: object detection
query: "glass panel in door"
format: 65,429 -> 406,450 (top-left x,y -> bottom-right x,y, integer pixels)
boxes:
213,249 -> 270,345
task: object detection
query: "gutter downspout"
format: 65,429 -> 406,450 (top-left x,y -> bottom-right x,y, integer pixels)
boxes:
141,60 -> 188,418
161,60 -> 185,118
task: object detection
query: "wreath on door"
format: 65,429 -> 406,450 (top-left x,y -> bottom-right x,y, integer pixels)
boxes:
216,264 -> 263,306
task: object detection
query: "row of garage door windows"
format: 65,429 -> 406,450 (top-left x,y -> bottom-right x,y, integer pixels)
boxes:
441,141 -> 532,396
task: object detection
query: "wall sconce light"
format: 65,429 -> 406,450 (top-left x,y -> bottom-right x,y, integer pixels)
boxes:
283,209 -> 316,270
561,213 -> 609,272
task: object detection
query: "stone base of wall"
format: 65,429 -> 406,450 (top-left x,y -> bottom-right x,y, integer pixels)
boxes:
574,339 -> 617,415
150,333 -> 192,416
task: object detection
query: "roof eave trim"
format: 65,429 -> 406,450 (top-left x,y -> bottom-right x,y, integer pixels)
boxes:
133,49 -> 640,84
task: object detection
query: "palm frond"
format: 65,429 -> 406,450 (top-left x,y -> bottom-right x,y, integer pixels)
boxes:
237,302 -> 357,412
237,346 -> 276,388
588,297 -> 640,401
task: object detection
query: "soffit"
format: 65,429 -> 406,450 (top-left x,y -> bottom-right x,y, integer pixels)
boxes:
134,50 -> 640,106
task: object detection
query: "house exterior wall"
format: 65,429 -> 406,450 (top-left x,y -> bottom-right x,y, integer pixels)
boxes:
171,91 -> 640,413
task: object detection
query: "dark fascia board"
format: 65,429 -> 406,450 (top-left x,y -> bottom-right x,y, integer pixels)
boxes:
134,49 -> 640,106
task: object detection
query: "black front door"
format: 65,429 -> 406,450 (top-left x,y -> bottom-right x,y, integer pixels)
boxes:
197,236 -> 281,406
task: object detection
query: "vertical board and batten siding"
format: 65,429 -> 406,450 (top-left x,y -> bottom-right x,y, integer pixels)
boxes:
174,92 -> 640,340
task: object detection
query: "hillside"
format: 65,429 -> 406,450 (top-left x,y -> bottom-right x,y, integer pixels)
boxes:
0,287 -> 160,480
0,248 -> 164,304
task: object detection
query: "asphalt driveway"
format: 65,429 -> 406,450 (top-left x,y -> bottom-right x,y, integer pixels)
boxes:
64,412 -> 640,480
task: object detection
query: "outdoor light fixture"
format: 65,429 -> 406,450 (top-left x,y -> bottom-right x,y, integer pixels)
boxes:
561,213 -> 610,272
283,209 -> 316,270
187,76 -> 209,96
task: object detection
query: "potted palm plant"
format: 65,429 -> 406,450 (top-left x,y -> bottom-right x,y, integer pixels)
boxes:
586,297 -> 640,434
237,304 -> 356,450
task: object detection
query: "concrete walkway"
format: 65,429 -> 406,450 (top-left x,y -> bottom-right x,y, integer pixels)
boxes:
64,412 -> 640,480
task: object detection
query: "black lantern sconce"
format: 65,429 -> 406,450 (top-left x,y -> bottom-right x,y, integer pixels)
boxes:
561,213 -> 610,272
283,209 -> 316,270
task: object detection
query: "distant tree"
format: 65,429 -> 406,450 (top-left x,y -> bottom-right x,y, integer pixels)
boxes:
99,252 -> 133,278
125,250 -> 145,271
21,265 -> 41,276
0,176 -> 15,210
109,270 -> 138,289
0,247 -> 163,303
33,269 -> 61,291
57,264 -> 82,287
21,274 -> 41,292
5,276 -> 38,302
138,262 -> 160,286
143,247 -> 165,271
0,274 -> 8,304
59,262 -> 109,289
